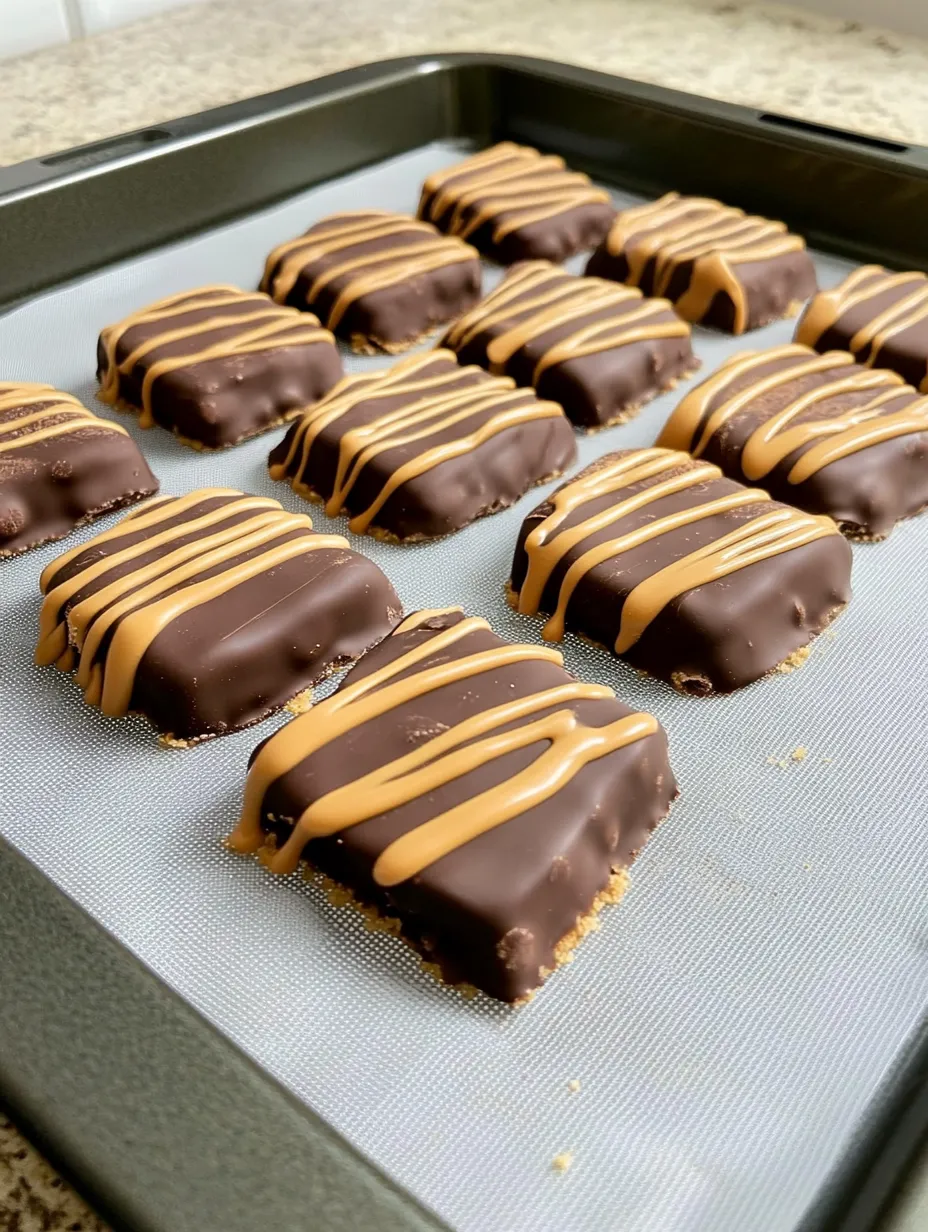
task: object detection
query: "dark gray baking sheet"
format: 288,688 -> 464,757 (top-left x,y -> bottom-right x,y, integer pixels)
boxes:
1,136 -> 927,1232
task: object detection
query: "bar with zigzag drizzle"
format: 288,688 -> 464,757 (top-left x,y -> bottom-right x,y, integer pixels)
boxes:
0,381 -> 158,558
228,608 -> 676,1002
35,488 -> 401,742
441,261 -> 698,429
268,349 -> 576,540
658,343 -> 928,538
509,447 -> 852,694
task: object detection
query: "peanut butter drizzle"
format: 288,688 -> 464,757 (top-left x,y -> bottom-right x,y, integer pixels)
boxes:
445,261 -> 688,383
659,343 -> 928,483
0,382 -> 128,454
228,611 -> 657,886
796,266 -> 928,391
36,490 -> 348,719
98,287 -> 332,427
421,142 -> 611,244
270,350 -> 564,534
38,488 -> 236,594
260,212 -> 477,328
513,446 -> 838,651
605,192 -> 804,333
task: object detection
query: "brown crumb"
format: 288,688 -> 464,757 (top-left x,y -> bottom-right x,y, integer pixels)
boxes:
791,746 -> 808,762
776,644 -> 812,674
566,1079 -> 581,1094
552,1151 -> 574,1173
158,732 -> 191,750
284,688 -> 314,716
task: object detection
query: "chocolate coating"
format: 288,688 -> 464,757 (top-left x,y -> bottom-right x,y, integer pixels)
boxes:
586,193 -> 818,334
796,266 -> 928,392
509,451 -> 853,694
260,212 -> 482,352
268,350 -> 577,540
0,384 -> 158,558
659,345 -> 928,539
39,491 -> 401,741
97,287 -> 343,449
418,143 -> 616,265
251,610 -> 677,1002
441,262 -> 698,430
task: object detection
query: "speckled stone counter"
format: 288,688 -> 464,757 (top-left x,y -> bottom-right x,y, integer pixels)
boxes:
2,1 -> 928,1228
4,0 -> 928,165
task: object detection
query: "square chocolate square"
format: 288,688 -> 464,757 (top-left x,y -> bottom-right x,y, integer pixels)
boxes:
508,448 -> 852,695
268,349 -> 577,541
441,261 -> 698,430
228,607 -> 677,1003
658,342 -> 928,539
260,211 -> 482,353
1,381 -> 158,558
36,489 -> 401,743
97,285 -> 343,449
796,264 -> 928,391
585,192 -> 818,334
417,142 -> 616,265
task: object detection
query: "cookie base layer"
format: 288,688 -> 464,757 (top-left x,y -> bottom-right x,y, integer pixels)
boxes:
240,842 -> 639,1005
503,584 -> 847,698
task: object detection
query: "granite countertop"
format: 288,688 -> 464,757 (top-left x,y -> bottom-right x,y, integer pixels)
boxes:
2,0 -> 928,1228
5,0 -> 928,164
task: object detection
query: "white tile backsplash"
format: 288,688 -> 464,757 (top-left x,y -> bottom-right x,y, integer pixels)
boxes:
75,0 -> 207,36
0,0 -> 70,58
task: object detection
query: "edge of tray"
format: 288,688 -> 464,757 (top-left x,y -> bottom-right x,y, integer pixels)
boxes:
0,52 -> 926,1232
2,51 -> 928,310
0,836 -> 449,1232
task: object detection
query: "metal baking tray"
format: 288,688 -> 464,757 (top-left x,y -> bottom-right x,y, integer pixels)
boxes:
1,55 -> 927,1232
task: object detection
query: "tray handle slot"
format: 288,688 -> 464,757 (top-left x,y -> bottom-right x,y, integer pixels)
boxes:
758,112 -> 908,153
38,128 -> 173,170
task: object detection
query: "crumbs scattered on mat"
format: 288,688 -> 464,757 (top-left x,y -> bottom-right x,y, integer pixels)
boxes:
566,1079 -> 581,1094
552,1151 -> 574,1173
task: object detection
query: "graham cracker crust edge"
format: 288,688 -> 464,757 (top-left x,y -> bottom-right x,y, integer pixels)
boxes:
238,843 -> 635,1006
504,580 -> 843,696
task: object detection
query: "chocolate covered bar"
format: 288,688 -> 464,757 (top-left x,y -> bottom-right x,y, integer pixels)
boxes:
1,382 -> 158,558
97,285 -> 343,449
658,343 -> 928,539
585,192 -> 817,334
35,489 -> 401,743
260,211 -> 481,353
228,607 -> 676,1002
441,261 -> 698,430
417,142 -> 616,265
508,448 -> 851,694
268,350 -> 577,540
796,265 -> 928,391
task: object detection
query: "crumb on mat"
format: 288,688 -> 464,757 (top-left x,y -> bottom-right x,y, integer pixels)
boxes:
552,1151 -> 574,1173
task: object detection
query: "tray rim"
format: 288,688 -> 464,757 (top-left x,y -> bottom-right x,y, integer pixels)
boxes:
0,51 -> 926,1232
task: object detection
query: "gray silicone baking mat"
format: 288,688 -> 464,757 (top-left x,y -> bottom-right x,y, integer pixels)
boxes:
1,141 -> 927,1232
